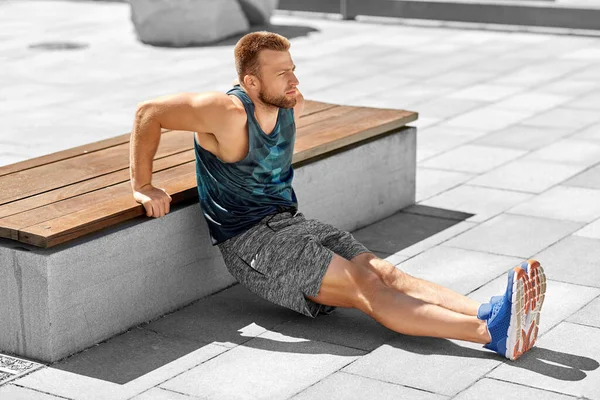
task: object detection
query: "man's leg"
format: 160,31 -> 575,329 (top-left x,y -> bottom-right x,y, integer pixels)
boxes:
350,252 -> 481,317
307,253 -> 491,344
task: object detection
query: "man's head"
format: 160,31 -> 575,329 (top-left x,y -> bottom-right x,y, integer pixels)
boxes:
234,31 -> 299,109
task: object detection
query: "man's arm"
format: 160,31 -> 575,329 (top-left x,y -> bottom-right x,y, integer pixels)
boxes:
129,92 -> 237,217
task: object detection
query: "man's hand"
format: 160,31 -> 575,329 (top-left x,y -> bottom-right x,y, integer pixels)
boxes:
133,184 -> 172,218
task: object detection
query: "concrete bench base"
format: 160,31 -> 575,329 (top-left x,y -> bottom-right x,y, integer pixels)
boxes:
0,126 -> 416,363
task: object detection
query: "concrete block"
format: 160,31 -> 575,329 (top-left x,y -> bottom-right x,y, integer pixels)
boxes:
294,127 -> 417,233
129,0 -> 250,46
238,0 -> 278,25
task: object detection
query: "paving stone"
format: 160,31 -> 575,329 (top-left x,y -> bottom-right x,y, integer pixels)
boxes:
52,327 -> 208,385
468,274 -> 600,336
563,47 -> 600,60
131,387 -> 202,400
291,371 -> 446,400
453,378 -> 576,400
494,92 -> 571,113
423,70 -> 497,88
342,337 -> 501,397
417,125 -> 487,162
567,296 -> 600,329
573,218 -> 600,240
421,185 -> 533,223
488,322 -> 600,400
520,108 -> 600,130
397,220 -> 476,258
445,106 -> 534,131
416,168 -> 476,202
528,139 -> 600,167
14,367 -> 124,400
566,91 -> 600,111
398,245 -> 522,295
159,331 -> 364,400
270,307 -> 396,352
469,159 -> 586,193
538,79 -> 600,96
533,235 -> 600,288
420,144 -> 526,174
411,97 -> 487,120
570,122 -> 600,143
0,385 -> 62,400
508,186 -> 600,223
448,84 -> 524,102
143,284 -> 297,348
473,125 -> 573,152
444,214 -> 583,258
489,62 -> 589,87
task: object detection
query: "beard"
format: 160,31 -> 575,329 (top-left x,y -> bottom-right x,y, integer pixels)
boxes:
258,87 -> 297,109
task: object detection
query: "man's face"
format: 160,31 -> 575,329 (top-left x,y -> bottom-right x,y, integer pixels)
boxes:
255,49 -> 299,109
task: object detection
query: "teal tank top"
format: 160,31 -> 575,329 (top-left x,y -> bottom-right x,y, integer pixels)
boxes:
194,85 -> 298,245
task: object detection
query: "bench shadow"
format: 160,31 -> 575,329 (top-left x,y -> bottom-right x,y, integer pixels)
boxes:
142,24 -> 319,48
52,205 -> 600,385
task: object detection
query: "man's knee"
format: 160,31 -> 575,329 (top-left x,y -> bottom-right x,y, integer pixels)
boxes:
351,253 -> 408,290
312,253 -> 386,311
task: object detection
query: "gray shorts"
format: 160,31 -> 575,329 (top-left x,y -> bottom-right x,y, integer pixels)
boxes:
217,209 -> 371,318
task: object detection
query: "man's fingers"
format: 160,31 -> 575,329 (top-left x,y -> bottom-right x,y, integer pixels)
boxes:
164,199 -> 170,214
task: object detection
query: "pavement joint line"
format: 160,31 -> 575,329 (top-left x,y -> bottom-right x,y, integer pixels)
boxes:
340,369 -> 447,396
564,320 -> 600,331
10,382 -> 73,400
486,376 -> 590,399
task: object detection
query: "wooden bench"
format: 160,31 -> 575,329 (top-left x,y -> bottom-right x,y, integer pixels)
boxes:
0,100 -> 418,362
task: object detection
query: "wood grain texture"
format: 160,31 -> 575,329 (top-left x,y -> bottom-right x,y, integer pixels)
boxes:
0,101 -> 417,247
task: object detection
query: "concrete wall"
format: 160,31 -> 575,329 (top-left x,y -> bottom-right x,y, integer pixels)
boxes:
0,126 -> 416,362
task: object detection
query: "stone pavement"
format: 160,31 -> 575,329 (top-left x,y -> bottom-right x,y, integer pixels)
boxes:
1,1 -> 600,399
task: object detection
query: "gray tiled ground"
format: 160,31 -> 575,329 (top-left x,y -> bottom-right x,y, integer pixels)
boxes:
444,214 -> 583,258
3,0 -> 600,399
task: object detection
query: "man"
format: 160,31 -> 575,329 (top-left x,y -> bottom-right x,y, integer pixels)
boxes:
129,31 -> 546,361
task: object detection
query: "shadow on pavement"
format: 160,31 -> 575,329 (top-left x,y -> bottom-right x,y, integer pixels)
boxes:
143,24 -> 319,48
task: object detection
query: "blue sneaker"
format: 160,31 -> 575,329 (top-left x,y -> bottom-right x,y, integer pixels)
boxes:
478,266 -> 529,360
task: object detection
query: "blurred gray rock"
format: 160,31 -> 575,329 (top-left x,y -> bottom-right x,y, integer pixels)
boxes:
238,0 -> 279,25
129,0 -> 250,46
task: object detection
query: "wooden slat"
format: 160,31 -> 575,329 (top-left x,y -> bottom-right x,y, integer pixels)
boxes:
0,149 -> 195,220
302,100 -> 338,117
1,101 -> 417,248
296,105 -> 357,130
294,107 -> 417,163
0,130 -> 194,206
0,128 -> 173,178
10,164 -> 198,248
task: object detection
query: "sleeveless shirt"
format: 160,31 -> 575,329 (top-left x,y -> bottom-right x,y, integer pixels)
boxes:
193,85 -> 298,245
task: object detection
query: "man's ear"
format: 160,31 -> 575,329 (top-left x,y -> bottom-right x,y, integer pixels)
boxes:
243,74 -> 259,89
